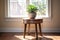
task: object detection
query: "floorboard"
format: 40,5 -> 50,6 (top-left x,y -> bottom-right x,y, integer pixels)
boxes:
0,32 -> 60,40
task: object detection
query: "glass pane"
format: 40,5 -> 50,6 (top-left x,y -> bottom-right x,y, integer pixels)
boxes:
30,0 -> 48,17
8,0 -> 26,17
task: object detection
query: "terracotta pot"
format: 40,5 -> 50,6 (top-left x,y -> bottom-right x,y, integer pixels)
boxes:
28,12 -> 36,19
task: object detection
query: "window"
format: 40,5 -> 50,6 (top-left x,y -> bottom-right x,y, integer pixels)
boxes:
7,0 -> 51,18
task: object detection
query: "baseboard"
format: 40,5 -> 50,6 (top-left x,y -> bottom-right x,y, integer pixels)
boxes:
0,27 -> 60,33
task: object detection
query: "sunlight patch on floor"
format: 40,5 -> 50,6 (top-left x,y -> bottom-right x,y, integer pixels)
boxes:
14,35 -> 60,40
14,35 -> 35,40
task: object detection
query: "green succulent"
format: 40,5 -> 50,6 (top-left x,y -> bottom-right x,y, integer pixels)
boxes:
27,4 -> 38,13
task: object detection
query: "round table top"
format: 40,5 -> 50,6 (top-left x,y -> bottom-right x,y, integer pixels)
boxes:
23,19 -> 43,24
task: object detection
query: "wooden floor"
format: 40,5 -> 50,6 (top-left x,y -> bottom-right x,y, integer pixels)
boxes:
0,32 -> 60,40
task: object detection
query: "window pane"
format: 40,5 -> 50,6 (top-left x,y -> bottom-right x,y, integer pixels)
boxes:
8,0 -> 27,17
30,0 -> 48,18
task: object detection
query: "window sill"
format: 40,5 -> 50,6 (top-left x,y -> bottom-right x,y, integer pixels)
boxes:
4,16 -> 51,22
4,17 -> 22,21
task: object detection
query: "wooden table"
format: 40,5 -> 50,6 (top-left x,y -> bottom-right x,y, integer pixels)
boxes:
23,19 -> 43,40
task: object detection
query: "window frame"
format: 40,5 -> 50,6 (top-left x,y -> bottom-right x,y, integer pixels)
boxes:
5,0 -> 51,19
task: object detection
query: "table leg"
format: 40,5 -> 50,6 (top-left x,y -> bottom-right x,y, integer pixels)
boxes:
28,24 -> 30,35
35,24 -> 38,40
24,24 -> 27,38
39,23 -> 42,36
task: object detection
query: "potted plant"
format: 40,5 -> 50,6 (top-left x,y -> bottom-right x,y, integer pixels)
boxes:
27,4 -> 38,19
